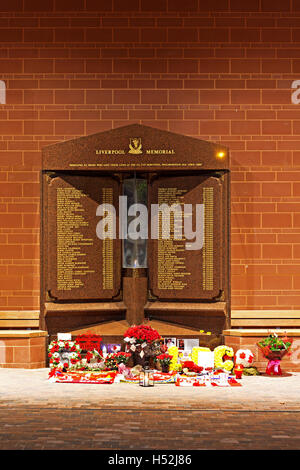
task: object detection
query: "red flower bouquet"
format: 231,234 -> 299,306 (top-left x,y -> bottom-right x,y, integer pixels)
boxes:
103,351 -> 131,371
75,333 -> 102,352
156,353 -> 173,366
111,351 -> 132,365
124,324 -> 161,344
124,324 -> 162,364
156,353 -> 173,372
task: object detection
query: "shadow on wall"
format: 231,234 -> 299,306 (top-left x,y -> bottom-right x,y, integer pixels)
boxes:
0,81 -> 5,104
0,341 -> 5,363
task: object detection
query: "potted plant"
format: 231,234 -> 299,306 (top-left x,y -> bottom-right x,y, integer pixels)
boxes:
123,324 -> 162,367
156,353 -> 173,373
257,333 -> 293,376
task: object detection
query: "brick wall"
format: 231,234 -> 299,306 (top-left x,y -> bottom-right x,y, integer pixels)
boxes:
1,0 -> 300,311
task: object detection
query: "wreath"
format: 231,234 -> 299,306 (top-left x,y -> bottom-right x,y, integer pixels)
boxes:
48,340 -> 82,369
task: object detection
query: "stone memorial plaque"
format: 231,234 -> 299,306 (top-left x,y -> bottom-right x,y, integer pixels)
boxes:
43,123 -> 229,173
148,175 -> 222,300
47,174 -> 121,301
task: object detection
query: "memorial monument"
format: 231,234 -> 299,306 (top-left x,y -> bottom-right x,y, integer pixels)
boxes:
41,124 -> 230,343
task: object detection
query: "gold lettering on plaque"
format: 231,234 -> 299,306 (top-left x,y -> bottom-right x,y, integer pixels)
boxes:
157,187 -> 191,290
102,187 -> 114,290
203,187 -> 214,291
56,187 -> 94,291
145,149 -> 175,155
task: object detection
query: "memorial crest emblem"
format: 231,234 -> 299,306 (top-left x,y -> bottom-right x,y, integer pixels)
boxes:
129,137 -> 142,155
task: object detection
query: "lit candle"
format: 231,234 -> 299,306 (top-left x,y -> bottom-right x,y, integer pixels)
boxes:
234,364 -> 243,379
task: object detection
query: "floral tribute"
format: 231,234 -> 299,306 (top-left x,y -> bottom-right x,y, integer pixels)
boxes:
167,346 -> 179,371
112,351 -> 132,364
214,345 -> 234,372
75,333 -> 102,352
234,349 -> 254,368
124,324 -> 161,344
103,351 -> 131,371
48,340 -> 81,370
257,333 -> 293,376
75,333 -> 103,363
156,353 -> 173,367
257,333 -> 293,358
124,324 -> 162,359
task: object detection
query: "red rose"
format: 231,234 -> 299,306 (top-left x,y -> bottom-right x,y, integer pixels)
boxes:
239,352 -> 246,359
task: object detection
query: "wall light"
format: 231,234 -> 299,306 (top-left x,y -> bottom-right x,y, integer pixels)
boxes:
216,151 -> 226,160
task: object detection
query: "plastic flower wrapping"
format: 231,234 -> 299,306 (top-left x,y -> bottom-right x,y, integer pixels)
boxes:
257,333 -> 293,358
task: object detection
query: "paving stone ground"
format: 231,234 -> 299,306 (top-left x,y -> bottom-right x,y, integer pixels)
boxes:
0,368 -> 299,450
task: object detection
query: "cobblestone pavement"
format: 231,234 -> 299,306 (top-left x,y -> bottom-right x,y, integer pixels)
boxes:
0,368 -> 299,450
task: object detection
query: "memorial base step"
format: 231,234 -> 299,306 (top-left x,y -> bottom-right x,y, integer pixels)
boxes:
0,330 -> 47,369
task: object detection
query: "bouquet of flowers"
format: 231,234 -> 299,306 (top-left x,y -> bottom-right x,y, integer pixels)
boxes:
257,333 -> 293,376
85,349 -> 102,363
124,324 -> 161,345
103,351 -> 132,371
156,353 -> 173,364
156,353 -> 173,369
257,333 -> 292,359
124,324 -> 162,361
112,351 -> 132,364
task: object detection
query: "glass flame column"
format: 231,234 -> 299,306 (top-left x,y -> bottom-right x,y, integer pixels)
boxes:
122,178 -> 148,269
122,177 -> 148,326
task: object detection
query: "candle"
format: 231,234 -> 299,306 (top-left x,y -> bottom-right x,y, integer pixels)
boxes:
234,364 -> 243,379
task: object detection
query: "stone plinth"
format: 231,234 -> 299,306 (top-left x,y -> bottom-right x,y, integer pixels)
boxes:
0,330 -> 47,369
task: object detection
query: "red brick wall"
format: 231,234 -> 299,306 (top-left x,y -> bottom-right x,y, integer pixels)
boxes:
1,0 -> 300,311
